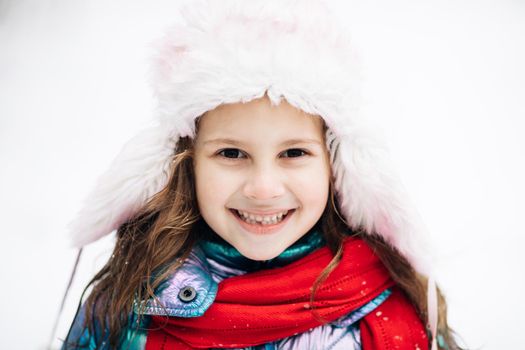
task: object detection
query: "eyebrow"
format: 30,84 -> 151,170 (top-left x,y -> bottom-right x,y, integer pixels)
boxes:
203,138 -> 323,147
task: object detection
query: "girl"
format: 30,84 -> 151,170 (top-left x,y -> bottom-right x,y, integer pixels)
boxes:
61,0 -> 463,349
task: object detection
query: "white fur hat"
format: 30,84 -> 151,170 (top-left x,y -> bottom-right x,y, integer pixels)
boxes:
69,0 -> 434,277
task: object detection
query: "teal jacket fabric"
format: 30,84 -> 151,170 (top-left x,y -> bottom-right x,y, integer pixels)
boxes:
62,227 -> 391,350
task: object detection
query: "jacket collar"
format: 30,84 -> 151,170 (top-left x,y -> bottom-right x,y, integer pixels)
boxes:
199,223 -> 325,272
138,225 -> 324,317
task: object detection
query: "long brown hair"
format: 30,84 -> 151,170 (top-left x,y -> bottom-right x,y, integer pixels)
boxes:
68,125 -> 464,349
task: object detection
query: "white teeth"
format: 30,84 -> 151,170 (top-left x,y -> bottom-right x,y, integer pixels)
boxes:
235,209 -> 290,225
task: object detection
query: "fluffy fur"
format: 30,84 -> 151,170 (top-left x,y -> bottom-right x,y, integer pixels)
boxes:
69,0 -> 433,276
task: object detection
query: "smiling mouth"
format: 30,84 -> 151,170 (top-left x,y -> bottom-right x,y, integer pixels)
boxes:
229,208 -> 295,226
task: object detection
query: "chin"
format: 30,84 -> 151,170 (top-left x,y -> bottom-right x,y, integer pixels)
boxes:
236,245 -> 283,261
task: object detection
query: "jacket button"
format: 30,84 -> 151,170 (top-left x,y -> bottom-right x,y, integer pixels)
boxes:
178,286 -> 197,302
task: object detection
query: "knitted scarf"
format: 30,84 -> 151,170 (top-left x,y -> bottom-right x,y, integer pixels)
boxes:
146,237 -> 428,349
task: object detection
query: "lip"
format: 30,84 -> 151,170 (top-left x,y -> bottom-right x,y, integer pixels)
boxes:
232,208 -> 293,216
229,208 -> 296,235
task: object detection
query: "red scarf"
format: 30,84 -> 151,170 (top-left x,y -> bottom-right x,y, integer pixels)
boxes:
146,237 -> 428,349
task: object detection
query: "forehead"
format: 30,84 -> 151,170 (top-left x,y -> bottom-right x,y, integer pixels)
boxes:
195,96 -> 325,142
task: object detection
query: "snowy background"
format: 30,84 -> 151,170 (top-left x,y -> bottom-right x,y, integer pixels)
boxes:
1,0 -> 524,349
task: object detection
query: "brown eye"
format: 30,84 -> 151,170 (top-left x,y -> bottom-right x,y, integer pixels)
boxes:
282,149 -> 307,158
218,148 -> 245,159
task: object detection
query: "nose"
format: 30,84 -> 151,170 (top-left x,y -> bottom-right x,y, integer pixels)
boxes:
242,162 -> 286,200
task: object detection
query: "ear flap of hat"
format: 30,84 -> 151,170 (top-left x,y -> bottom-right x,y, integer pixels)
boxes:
326,126 -> 433,276
68,126 -> 177,247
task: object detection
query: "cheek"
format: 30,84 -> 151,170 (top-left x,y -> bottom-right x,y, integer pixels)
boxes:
194,159 -> 237,206
290,163 -> 330,206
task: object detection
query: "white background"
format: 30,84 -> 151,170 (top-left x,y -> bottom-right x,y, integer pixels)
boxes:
1,0 -> 524,349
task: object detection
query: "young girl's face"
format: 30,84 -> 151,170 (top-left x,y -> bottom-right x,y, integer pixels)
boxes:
193,95 -> 331,261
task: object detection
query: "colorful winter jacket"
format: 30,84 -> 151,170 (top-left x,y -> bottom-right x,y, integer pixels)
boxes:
62,229 -> 391,350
